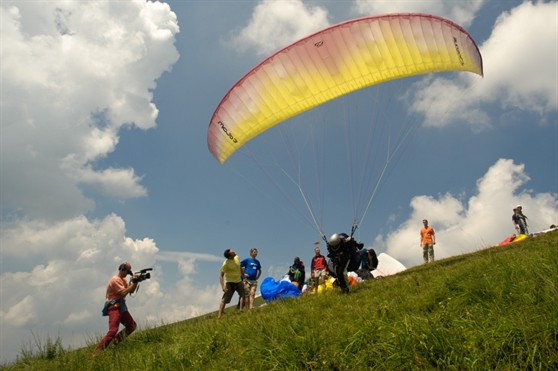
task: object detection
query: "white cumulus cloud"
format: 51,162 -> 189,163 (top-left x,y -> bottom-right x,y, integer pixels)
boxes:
1,0 -> 179,219
410,1 -> 558,129
378,159 -> 558,267
229,0 -> 330,55
353,0 -> 485,28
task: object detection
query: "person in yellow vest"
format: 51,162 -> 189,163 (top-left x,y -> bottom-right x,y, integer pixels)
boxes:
218,249 -> 247,319
420,219 -> 436,263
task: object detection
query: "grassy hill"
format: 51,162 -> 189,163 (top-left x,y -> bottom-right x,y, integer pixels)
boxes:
2,231 -> 557,370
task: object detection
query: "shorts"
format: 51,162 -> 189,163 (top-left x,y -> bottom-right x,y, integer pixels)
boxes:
221,281 -> 247,304
244,279 -> 258,295
313,269 -> 327,281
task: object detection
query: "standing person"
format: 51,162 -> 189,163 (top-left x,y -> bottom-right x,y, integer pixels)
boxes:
512,205 -> 529,235
91,262 -> 139,357
511,208 -> 523,234
310,247 -> 328,293
420,219 -> 436,263
218,249 -> 247,319
327,233 -> 354,294
240,248 -> 262,310
288,257 -> 306,291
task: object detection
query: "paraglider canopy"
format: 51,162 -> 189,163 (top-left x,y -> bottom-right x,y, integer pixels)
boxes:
207,13 -> 483,237
208,13 -> 483,163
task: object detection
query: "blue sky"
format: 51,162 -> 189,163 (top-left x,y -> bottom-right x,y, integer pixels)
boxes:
1,0 -> 557,364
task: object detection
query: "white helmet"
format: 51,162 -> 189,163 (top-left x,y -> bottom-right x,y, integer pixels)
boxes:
328,233 -> 341,247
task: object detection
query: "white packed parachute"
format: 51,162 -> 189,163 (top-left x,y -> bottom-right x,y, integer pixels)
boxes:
372,253 -> 407,278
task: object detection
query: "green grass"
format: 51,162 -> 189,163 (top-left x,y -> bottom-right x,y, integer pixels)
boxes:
2,231 -> 557,370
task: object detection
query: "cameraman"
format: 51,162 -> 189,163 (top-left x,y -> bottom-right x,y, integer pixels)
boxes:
91,262 -> 139,357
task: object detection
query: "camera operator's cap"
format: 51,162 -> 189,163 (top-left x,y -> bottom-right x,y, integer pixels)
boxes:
119,263 -> 133,275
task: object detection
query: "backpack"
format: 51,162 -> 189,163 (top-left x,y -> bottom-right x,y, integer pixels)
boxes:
365,248 -> 378,270
347,240 -> 363,272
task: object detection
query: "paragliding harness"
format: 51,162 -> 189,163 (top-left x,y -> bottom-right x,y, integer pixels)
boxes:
288,262 -> 305,288
326,228 -> 363,275
290,267 -> 302,282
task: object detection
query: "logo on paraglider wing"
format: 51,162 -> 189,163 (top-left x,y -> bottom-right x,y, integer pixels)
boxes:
314,41 -> 324,47
218,121 -> 238,144
453,37 -> 464,66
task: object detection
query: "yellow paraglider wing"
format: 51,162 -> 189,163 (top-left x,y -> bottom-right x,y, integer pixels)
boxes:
208,13 -> 483,163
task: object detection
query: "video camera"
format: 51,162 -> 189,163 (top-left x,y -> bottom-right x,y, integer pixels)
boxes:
131,268 -> 152,283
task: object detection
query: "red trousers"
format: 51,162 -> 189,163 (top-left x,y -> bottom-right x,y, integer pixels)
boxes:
92,307 -> 136,355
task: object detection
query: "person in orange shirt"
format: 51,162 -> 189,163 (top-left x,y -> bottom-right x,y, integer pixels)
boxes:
420,219 -> 436,263
91,262 -> 139,357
